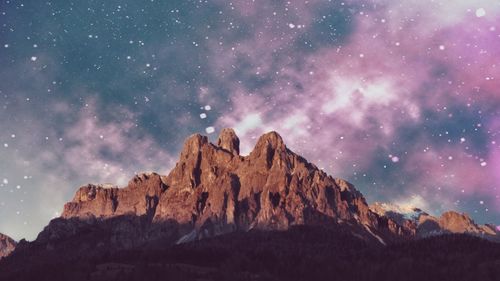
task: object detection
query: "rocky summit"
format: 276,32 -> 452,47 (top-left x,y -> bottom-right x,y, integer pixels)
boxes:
29,129 -> 499,251
0,233 -> 16,259
39,128 -> 412,250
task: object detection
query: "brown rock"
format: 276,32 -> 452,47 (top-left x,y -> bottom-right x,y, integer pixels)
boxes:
25,128 -> 500,253
439,211 -> 481,233
0,233 -> 16,259
46,128 -> 500,247
62,172 -> 167,219
217,128 -> 240,155
55,128 -> 390,245
417,211 -> 489,237
370,202 -> 499,241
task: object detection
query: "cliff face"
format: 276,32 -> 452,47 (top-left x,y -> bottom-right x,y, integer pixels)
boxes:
38,129 -> 409,248
0,233 -> 16,259
155,130 -> 377,236
35,128 -> 498,251
62,173 -> 166,219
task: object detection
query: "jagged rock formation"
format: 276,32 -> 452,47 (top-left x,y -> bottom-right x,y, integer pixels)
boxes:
62,173 -> 166,219
2,128 -> 500,281
216,127 -> 240,155
371,202 -> 499,241
0,233 -> 16,259
35,128 -> 413,250
22,129 -> 498,254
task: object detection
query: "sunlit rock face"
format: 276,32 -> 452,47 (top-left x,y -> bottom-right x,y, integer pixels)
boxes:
4,127 -> 499,280
37,128 -> 499,251
43,128 -> 414,248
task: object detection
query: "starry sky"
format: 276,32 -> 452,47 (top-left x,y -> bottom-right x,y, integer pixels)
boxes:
1,0 -> 499,241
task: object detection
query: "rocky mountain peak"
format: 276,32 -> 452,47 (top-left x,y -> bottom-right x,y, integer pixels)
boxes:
43,128 -> 406,247
33,128 -> 500,251
180,133 -> 209,159
247,131 -> 290,172
2,129 -> 500,281
217,128 -> 240,155
252,131 -> 286,154
439,211 -> 478,233
0,233 -> 16,259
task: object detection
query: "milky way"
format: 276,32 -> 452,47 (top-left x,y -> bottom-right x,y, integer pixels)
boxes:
1,0 -> 499,240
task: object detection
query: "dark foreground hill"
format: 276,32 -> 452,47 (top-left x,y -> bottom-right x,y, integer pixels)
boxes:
1,226 -> 499,281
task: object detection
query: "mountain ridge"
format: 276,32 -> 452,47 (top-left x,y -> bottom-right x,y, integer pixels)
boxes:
48,128 -> 407,247
29,128 -> 499,248
370,202 -> 499,241
1,128 -> 500,281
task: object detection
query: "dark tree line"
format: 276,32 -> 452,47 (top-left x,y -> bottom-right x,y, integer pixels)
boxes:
1,226 -> 499,281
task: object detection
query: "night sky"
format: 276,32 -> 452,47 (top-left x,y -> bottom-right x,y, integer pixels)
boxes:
1,0 -> 499,241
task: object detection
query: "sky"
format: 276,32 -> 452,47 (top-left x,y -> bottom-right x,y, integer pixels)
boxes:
0,0 -> 499,241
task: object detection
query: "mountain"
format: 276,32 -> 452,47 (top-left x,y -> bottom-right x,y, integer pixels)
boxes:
0,233 -> 16,259
35,128 -> 412,251
1,128 -> 499,281
370,202 -> 499,241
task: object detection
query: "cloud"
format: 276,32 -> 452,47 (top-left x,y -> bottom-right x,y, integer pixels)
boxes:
393,194 -> 430,214
61,101 -> 176,185
0,99 -> 175,241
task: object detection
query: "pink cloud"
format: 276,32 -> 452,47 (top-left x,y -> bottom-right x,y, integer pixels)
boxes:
61,101 -> 176,186
212,0 -> 500,220
0,99 -> 177,240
